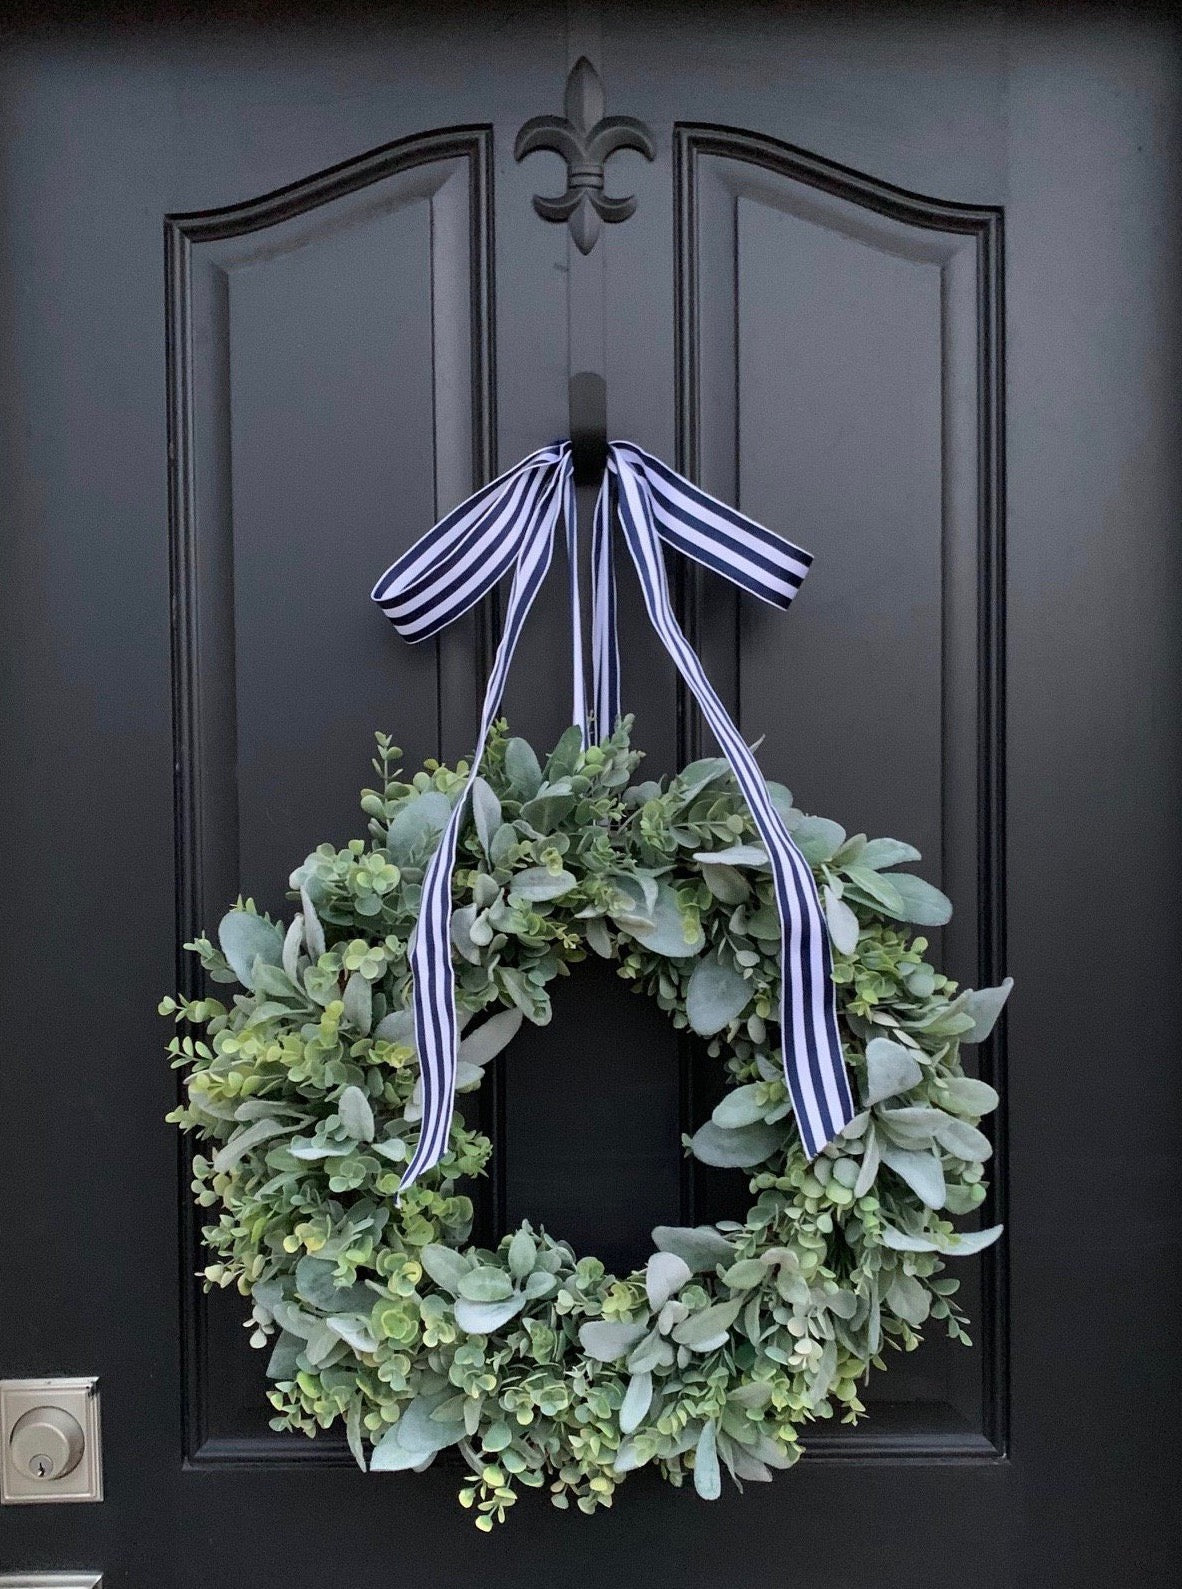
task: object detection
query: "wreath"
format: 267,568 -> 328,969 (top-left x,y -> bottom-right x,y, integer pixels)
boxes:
164,719 -> 1007,1528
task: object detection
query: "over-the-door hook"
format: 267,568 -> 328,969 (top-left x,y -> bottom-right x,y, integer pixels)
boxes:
569,371 -> 607,486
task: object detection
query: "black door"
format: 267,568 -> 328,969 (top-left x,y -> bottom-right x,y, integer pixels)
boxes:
2,4 -> 1178,1585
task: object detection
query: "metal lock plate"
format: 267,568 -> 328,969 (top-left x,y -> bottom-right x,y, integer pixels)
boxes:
0,1577 -> 102,1587
0,1379 -> 102,1504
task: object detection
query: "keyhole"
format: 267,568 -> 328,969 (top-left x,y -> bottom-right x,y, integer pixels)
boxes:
30,1453 -> 54,1479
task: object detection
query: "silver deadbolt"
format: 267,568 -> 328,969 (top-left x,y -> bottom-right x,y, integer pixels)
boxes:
0,1378 -> 102,1504
9,1406 -> 85,1482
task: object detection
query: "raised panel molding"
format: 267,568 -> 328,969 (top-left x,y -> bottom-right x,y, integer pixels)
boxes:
165,127 -> 494,1466
674,125 -> 1007,1462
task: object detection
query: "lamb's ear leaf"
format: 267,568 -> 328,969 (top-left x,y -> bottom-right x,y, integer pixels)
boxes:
217,909 -> 284,990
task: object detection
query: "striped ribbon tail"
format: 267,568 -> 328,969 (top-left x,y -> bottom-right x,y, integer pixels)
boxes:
604,442 -> 854,1157
371,444 -> 575,1193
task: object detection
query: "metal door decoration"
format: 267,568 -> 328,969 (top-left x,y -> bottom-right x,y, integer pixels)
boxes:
162,57 -> 1011,1526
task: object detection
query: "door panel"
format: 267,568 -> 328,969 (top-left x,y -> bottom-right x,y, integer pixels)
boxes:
1,4 -> 1178,1586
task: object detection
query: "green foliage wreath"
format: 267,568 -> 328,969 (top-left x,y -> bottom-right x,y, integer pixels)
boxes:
164,720 -> 1007,1528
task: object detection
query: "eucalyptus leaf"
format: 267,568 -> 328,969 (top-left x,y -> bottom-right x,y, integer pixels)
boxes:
421,1244 -> 472,1296
691,1118 -> 781,1168
217,909 -> 284,991
645,1250 -> 693,1310
859,837 -> 922,870
212,1116 -> 287,1173
885,1272 -> 931,1327
386,791 -> 452,861
687,956 -> 751,1037
881,872 -> 953,926
337,1085 -> 375,1143
619,882 -> 704,959
692,844 -> 769,868
652,1225 -> 734,1273
470,777 -> 501,857
693,1421 -> 722,1501
457,1267 -> 515,1303
711,1082 -> 767,1129
510,866 -> 577,902
459,1008 -> 523,1068
579,1319 -> 648,1362
962,978 -> 1014,1044
454,1294 -> 526,1334
879,1141 -> 947,1209
863,1037 -> 924,1106
504,737 -> 542,798
824,885 -> 860,955
619,1372 -> 654,1436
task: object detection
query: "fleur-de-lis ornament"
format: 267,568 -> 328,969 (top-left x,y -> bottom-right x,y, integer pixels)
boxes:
515,57 -> 655,255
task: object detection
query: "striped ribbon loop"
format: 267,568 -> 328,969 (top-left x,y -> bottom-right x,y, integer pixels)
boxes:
371,439 -> 853,1194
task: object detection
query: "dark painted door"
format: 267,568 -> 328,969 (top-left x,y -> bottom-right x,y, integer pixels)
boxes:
2,3 -> 1179,1585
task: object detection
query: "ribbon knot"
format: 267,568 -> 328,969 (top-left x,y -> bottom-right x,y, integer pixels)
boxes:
371,441 -> 854,1193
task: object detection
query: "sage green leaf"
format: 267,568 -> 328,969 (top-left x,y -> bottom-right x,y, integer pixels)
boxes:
523,1270 -> 557,1301
940,1075 -> 1000,1116
337,1085 -> 374,1142
619,1371 -> 654,1436
459,1008 -> 523,1068
342,971 -> 372,1034
729,1380 -> 773,1411
457,1267 -> 515,1303
212,1116 -> 287,1173
454,1294 -> 526,1334
693,1421 -> 722,1501
824,884 -> 860,955
879,1225 -> 940,1252
620,882 -> 705,958
450,903 -> 482,964
722,1258 -> 769,1290
885,1272 -> 931,1327
962,977 -> 1014,1043
672,1297 -> 743,1351
217,909 -> 284,991
470,776 -> 501,857
544,723 -> 584,780
882,872 -> 953,926
843,865 -> 905,915
645,1250 -> 692,1310
421,1244 -> 472,1296
863,1037 -> 924,1106
282,916 -> 303,982
294,1257 -> 374,1314
299,887 -> 326,958
939,1223 -> 1003,1256
584,915 -> 613,958
934,1117 -> 993,1162
791,815 -> 846,864
368,1430 -> 434,1473
327,1317 -> 379,1353
374,1008 -> 415,1048
879,1142 -> 947,1209
652,1224 -> 735,1273
578,1320 -> 648,1362
687,956 -> 751,1036
627,1329 -> 672,1375
345,1397 -> 366,1471
507,1228 -> 537,1279
711,1082 -> 766,1129
691,1118 -> 781,1168
522,786 -> 578,830
675,756 -> 730,800
386,791 -> 451,861
386,1393 -> 465,1457
701,863 -> 750,904
265,1330 -> 302,1381
905,963 -> 937,998
859,837 -> 922,870
510,866 -> 577,902
692,844 -> 769,868
504,737 -> 542,798
854,1128 -> 881,1197
613,1439 -> 646,1474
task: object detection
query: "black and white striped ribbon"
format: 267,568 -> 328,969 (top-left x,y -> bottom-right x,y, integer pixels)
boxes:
371,440 -> 854,1192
